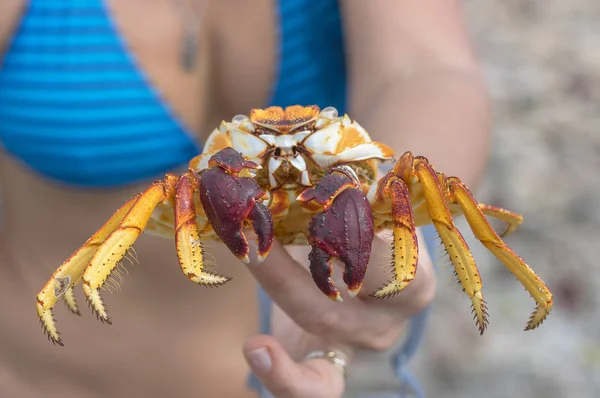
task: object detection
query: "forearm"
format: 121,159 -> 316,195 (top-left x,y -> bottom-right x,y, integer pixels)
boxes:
351,68 -> 492,188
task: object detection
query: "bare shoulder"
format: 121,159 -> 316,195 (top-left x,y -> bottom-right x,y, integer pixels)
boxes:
0,0 -> 25,55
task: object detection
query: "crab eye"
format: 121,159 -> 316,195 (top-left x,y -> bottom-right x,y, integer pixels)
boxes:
315,107 -> 339,129
231,114 -> 250,124
320,106 -> 338,119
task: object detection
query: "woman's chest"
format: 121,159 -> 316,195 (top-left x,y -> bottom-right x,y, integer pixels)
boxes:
0,0 -> 278,142
107,0 -> 278,138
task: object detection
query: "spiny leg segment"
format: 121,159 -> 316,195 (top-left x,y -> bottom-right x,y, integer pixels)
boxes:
371,152 -> 488,333
372,151 -> 551,333
175,173 -> 231,286
412,157 -> 489,334
81,181 -> 175,326
37,147 -> 277,346
448,178 -> 552,330
370,175 -> 419,299
36,195 -> 139,345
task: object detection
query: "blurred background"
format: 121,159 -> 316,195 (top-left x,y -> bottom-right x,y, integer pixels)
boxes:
411,1 -> 600,397
1,1 -> 598,397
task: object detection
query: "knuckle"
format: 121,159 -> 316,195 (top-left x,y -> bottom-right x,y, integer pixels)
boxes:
359,326 -> 402,351
298,310 -> 342,336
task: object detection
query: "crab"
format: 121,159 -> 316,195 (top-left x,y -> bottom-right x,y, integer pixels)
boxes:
36,105 -> 553,345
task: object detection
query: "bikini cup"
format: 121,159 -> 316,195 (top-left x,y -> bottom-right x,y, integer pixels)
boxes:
0,0 -> 200,187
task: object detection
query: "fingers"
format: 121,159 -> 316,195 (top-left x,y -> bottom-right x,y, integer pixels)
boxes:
360,230 -> 436,314
243,335 -> 345,398
244,230 -> 435,350
246,239 -> 339,312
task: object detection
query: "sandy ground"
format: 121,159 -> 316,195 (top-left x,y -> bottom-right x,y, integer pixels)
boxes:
409,1 -> 600,397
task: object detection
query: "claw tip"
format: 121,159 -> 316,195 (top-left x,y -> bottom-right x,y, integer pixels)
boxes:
329,293 -> 343,303
256,252 -> 269,263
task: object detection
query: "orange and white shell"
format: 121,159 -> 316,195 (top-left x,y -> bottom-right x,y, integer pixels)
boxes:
190,105 -> 395,189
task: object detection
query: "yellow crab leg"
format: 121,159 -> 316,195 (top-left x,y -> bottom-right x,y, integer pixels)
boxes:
372,176 -> 419,299
414,158 -> 488,334
36,195 -> 139,345
479,204 -> 523,238
62,287 -> 80,315
145,217 -> 176,239
174,174 -> 231,286
448,178 -> 552,330
82,182 -> 171,325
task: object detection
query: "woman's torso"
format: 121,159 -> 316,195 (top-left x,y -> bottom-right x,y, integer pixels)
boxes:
0,1 -> 281,397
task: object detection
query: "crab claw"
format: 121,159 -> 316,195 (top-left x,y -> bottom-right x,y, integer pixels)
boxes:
199,148 -> 274,263
303,168 -> 374,301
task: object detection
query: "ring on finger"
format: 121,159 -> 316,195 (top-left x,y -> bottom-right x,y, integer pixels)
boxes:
304,350 -> 348,378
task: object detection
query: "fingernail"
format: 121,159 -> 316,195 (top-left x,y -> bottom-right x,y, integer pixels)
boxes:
247,347 -> 272,374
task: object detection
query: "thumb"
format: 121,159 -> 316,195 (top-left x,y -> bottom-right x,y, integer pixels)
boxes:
243,335 -> 345,398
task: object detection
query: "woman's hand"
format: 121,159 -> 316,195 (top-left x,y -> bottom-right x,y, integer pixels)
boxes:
242,230 -> 436,398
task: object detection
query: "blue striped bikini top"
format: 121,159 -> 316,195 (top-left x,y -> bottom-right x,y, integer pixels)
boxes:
0,0 -> 346,187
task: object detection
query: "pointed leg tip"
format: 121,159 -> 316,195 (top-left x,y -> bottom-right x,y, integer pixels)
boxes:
94,310 -> 112,325
470,292 -> 489,335
44,325 -> 64,346
83,284 -> 112,325
240,255 -> 250,264
187,271 -> 232,287
38,305 -> 64,347
42,324 -> 64,347
524,303 -> 551,331
524,319 -> 542,331
370,281 -> 405,300
478,319 -> 488,335
64,302 -> 82,316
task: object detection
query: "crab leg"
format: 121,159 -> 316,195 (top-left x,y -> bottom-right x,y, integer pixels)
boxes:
36,195 -> 139,345
448,178 -> 552,330
175,173 -> 231,286
413,157 -> 489,334
81,182 -> 173,325
479,204 -> 523,238
62,287 -> 81,315
371,176 -> 419,299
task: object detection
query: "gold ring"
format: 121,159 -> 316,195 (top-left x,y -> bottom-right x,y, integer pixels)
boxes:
304,350 -> 348,378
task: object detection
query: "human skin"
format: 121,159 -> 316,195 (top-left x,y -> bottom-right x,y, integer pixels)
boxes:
0,1 -> 489,397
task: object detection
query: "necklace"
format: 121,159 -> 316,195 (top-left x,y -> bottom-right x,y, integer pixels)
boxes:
177,0 -> 201,72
